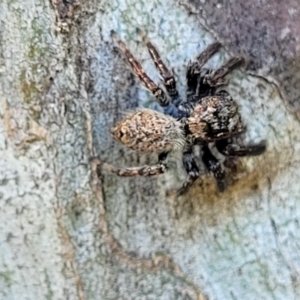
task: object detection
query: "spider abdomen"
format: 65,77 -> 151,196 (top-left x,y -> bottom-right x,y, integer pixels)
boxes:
111,109 -> 184,153
188,95 -> 244,141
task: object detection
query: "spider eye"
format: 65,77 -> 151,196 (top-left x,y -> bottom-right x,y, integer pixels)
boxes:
118,130 -> 124,138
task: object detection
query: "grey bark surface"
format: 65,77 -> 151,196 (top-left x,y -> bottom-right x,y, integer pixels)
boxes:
0,0 -> 300,299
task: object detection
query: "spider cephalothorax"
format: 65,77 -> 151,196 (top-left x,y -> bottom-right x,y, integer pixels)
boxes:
109,30 -> 265,194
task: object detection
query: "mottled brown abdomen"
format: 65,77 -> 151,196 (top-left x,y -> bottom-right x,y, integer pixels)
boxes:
111,109 -> 184,153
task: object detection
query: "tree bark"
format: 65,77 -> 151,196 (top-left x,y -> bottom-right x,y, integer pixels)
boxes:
1,0 -> 300,299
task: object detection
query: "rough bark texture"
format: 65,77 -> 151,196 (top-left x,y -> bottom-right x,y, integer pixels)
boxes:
0,0 -> 300,299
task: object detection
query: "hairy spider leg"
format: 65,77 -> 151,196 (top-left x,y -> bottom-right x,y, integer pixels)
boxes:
177,147 -> 200,195
201,144 -> 227,192
112,31 -> 169,107
216,138 -> 266,157
110,152 -> 169,177
137,29 -> 181,106
206,57 -> 245,87
186,42 -> 221,102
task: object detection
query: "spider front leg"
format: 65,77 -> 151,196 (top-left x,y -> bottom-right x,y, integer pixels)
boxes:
201,144 -> 227,192
216,138 -> 266,157
206,57 -> 245,87
137,29 -> 180,105
187,42 -> 222,76
112,31 -> 169,107
186,42 -> 221,101
177,147 -> 200,195
110,152 -> 169,177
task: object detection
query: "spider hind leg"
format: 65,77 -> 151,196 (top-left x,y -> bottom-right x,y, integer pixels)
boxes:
137,28 -> 180,106
112,31 -> 169,107
109,152 -> 169,177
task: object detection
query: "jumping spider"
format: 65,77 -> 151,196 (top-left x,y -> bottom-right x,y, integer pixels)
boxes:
109,29 -> 265,194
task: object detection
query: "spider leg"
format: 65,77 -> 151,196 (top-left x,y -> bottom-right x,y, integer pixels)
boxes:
109,152 -> 169,177
201,144 -> 227,192
177,147 -> 200,195
186,42 -> 221,101
112,31 -> 169,107
216,138 -> 266,157
206,57 -> 245,87
187,42 -> 222,75
137,29 -> 180,106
